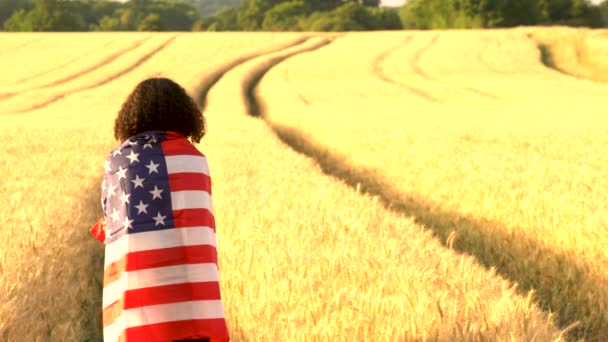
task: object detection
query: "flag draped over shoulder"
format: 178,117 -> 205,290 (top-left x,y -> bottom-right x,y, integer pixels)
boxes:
91,130 -> 230,342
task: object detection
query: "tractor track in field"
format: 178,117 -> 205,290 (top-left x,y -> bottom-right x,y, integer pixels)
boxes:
0,38 -> 43,56
0,35 -> 176,115
0,37 -> 150,102
194,33 -> 337,116
241,37 -> 335,117
411,33 -> 440,81
413,33 -> 500,101
11,38 -> 124,86
195,36 -> 312,111
372,36 -> 443,103
33,36 -> 152,90
229,33 -> 605,342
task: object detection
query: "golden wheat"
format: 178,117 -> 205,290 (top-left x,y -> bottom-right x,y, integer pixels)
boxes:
0,32 -> 304,341
203,35 -> 565,341
260,29 -> 608,340
526,27 -> 608,82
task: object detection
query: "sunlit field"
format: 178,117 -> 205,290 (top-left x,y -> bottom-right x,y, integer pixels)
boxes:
0,28 -> 605,341
259,28 -> 608,340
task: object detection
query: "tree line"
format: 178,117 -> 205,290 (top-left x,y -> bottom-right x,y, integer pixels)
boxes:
1,0 -> 606,32
399,0 -> 608,29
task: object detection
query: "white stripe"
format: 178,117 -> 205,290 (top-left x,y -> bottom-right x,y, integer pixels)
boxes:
104,227 -> 217,268
171,190 -> 212,212
103,300 -> 225,342
165,155 -> 209,175
102,264 -> 219,308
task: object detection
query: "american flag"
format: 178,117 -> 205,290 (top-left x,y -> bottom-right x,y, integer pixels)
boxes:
92,130 -> 230,342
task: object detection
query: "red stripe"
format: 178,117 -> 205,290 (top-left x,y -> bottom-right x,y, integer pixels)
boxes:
104,245 -> 218,287
122,319 -> 230,342
161,136 -> 203,157
122,282 -> 222,310
168,172 -> 211,194
103,282 -> 222,326
173,208 -> 215,229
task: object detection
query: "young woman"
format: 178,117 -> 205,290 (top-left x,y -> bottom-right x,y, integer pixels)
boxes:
90,78 -> 230,342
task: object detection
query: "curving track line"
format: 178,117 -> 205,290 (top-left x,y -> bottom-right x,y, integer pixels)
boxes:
411,34 -> 440,81
241,37 -> 335,117
10,38 -> 123,86
372,36 -> 443,103
0,38 -> 43,56
33,36 -> 152,90
412,33 -> 500,101
1,35 -> 176,115
0,37 -> 151,102
194,36 -> 312,111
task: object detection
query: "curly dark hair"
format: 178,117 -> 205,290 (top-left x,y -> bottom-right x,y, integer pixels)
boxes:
114,77 -> 205,143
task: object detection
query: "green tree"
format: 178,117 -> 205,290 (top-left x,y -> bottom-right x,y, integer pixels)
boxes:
301,1 -> 400,31
76,0 -> 122,30
262,1 -> 311,30
0,0 -> 32,29
237,0 -> 283,30
399,0 -> 544,29
4,0 -> 85,31
187,0 -> 243,17
93,0 -> 199,32
137,13 -> 162,30
193,7 -> 240,31
96,14 -> 125,31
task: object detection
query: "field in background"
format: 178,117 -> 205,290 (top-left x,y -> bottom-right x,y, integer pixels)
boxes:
259,28 -> 608,340
0,28 -> 605,341
527,27 -> 608,82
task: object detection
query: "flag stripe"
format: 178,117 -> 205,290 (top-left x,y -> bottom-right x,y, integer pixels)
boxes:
124,281 -> 222,310
104,245 -> 218,287
166,155 -> 209,175
102,133 -> 228,341
104,301 -> 225,342
103,282 -> 222,327
103,264 -> 219,308
168,172 -> 211,193
121,319 -> 229,342
104,227 -> 217,268
161,137 -> 205,157
171,191 -> 212,212
173,208 -> 215,228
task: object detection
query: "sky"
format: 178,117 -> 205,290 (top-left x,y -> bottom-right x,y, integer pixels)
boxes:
380,0 -> 406,6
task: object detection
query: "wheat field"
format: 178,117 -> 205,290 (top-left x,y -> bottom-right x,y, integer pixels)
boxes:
0,28 -> 605,341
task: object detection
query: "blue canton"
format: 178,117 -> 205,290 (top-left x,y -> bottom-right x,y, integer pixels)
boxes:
101,131 -> 175,244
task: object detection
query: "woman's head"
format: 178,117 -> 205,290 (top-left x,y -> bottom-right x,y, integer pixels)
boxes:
114,77 -> 205,143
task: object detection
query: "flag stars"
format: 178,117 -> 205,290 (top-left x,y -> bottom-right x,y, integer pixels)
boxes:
131,175 -> 145,189
135,201 -> 149,215
110,208 -> 121,223
126,150 -> 140,164
146,160 -> 160,174
143,143 -> 153,150
116,166 -> 128,181
112,149 -> 122,157
106,184 -> 117,198
123,216 -> 134,230
104,160 -> 112,173
153,212 -> 166,226
119,191 -> 131,206
150,186 -> 164,200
